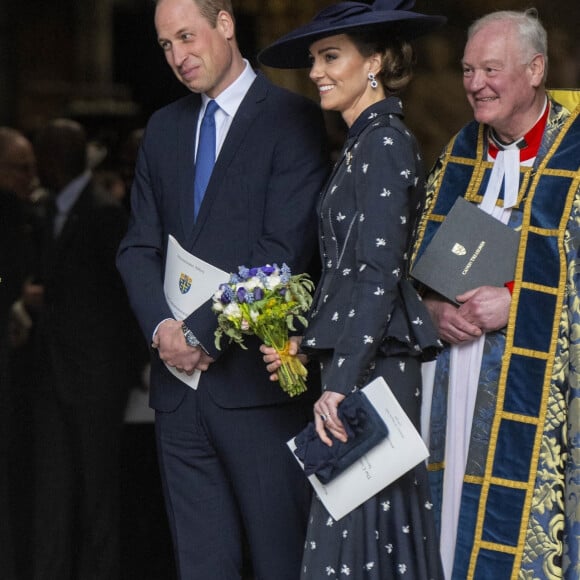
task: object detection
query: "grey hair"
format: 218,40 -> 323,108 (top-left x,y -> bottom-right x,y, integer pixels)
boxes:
468,9 -> 548,81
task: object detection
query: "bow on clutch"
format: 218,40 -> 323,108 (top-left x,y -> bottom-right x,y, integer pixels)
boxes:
293,391 -> 389,484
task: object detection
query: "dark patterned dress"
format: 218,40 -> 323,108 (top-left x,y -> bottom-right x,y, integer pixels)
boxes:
300,98 -> 443,579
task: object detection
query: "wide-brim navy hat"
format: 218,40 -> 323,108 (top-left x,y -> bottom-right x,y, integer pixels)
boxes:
258,0 -> 446,69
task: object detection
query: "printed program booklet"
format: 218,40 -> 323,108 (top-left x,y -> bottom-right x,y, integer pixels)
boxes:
288,377 -> 429,521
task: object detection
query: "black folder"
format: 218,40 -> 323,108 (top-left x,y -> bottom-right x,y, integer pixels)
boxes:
411,197 -> 520,304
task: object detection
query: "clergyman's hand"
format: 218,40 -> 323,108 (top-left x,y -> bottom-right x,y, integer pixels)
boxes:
423,292 -> 482,345
456,285 -> 511,333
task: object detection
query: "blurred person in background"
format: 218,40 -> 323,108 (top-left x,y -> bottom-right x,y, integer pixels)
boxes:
31,118 -> 141,580
0,126 -> 36,580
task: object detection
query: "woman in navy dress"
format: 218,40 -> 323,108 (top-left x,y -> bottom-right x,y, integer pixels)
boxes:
259,1 -> 446,578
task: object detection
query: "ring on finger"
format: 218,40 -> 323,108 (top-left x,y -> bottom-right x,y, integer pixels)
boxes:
320,413 -> 328,422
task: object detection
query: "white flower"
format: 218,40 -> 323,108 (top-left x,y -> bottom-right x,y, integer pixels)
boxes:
348,309 -> 356,317
376,238 -> 387,247
336,212 -> 346,221
364,562 -> 375,571
400,216 -> 407,224
263,274 -> 281,290
412,317 -> 423,326
382,501 -> 391,511
212,301 -> 224,312
425,501 -> 433,510
400,169 -> 411,178
402,525 -> 410,534
340,564 -> 351,575
383,137 -> 394,145
309,541 -> 317,550
325,567 -> 336,576
398,563 -> 408,574
224,303 -> 242,319
363,335 -> 374,344
374,287 -> 385,296
392,267 -> 401,277
385,543 -> 393,553
380,188 -> 391,197
249,310 -> 260,322
326,517 -> 334,527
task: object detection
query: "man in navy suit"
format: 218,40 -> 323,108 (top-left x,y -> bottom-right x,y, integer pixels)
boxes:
116,0 -> 329,578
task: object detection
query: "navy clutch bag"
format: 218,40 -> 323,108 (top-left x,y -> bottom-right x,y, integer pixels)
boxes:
293,390 -> 389,484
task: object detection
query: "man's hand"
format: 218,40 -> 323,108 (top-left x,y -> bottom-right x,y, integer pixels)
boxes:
456,286 -> 511,333
152,319 -> 211,374
423,292 -> 482,344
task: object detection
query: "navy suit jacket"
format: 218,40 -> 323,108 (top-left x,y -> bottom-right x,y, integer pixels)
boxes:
117,72 -> 329,412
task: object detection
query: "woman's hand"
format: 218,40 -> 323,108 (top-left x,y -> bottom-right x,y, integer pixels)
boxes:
314,390 -> 347,446
259,336 -> 306,381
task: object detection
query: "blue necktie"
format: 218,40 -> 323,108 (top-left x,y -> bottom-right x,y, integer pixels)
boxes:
194,99 -> 219,221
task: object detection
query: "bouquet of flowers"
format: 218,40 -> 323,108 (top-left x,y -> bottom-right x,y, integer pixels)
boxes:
212,263 -> 314,397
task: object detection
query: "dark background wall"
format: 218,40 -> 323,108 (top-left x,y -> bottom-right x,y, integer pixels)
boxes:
1,0 -> 578,168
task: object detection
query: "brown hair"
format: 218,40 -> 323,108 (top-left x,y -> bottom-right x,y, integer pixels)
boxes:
348,29 -> 415,93
156,0 -> 234,27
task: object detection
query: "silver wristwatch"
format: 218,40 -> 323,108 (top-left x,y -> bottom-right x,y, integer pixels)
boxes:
181,323 -> 202,348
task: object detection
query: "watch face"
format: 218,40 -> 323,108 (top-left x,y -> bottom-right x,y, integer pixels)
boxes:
182,326 -> 199,347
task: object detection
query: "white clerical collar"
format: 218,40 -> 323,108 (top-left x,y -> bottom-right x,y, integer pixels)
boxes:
480,99 -> 548,215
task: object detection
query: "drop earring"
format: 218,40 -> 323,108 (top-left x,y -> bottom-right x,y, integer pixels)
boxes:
368,72 -> 378,89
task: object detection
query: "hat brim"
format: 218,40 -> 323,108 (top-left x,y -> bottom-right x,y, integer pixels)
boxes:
258,12 -> 447,69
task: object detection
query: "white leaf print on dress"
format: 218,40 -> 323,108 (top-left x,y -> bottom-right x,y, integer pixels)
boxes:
331,312 -> 339,322
374,287 -> 385,296
362,163 -> 369,174
383,136 -> 394,146
336,212 -> 346,222
380,188 -> 391,197
340,564 -> 351,576
337,358 -> 345,367
363,335 -> 374,344
376,238 -> 387,247
400,169 -> 411,178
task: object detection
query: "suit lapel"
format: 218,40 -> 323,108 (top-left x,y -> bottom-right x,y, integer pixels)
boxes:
190,74 -> 268,245
178,95 -> 202,248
